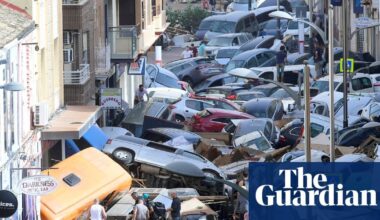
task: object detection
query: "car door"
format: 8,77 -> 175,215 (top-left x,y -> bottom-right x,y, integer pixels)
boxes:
184,99 -> 204,119
138,142 -> 177,167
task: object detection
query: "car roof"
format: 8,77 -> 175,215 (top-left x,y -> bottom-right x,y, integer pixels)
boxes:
212,11 -> 256,22
231,48 -> 274,60
286,53 -> 311,63
251,64 -> 307,72
318,73 -> 371,82
253,5 -> 281,15
207,85 -> 243,90
147,127 -> 201,139
239,35 -> 275,51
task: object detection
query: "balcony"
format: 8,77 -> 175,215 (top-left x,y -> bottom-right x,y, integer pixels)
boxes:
62,0 -> 89,5
64,64 -> 90,85
108,26 -> 139,61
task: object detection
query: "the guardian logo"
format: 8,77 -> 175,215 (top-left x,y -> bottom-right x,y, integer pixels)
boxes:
255,167 -> 377,207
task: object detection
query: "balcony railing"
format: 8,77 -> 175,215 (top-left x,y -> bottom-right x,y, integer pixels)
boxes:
108,26 -> 138,60
62,0 -> 89,5
64,64 -> 90,85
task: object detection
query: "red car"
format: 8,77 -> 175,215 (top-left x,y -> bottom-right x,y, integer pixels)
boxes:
190,108 -> 254,132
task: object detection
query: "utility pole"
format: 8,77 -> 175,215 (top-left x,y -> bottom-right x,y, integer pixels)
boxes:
248,0 -> 252,10
276,0 -> 280,39
328,4 -> 335,162
304,62 -> 311,162
342,0 -> 349,128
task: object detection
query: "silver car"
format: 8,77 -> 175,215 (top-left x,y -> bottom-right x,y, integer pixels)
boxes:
102,136 -> 225,179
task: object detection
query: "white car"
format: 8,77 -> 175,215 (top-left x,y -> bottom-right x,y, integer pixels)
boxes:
146,87 -> 188,104
311,73 -> 375,94
233,131 -> 273,153
367,73 -> 380,92
283,19 -> 311,37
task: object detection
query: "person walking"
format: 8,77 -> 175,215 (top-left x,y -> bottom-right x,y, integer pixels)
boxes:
133,199 -> 150,220
190,43 -> 198,57
89,199 -> 107,220
198,41 -> 206,57
181,46 -> 193,59
276,46 -> 287,83
314,43 -> 324,79
167,192 -> 181,220
202,0 -> 209,10
233,182 -> 248,220
134,84 -> 148,105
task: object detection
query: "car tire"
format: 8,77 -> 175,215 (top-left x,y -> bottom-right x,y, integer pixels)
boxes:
112,149 -> 134,164
175,115 -> 185,123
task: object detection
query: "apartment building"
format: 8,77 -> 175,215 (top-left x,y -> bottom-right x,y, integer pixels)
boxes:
107,0 -> 169,105
62,0 -> 111,105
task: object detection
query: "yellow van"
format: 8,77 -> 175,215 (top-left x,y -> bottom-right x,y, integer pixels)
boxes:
41,147 -> 132,220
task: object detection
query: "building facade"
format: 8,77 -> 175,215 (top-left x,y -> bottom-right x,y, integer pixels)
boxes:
63,0 -> 111,105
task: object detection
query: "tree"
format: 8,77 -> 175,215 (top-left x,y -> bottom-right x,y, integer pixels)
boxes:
167,6 -> 210,33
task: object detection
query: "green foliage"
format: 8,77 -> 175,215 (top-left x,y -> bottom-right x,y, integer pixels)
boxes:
166,6 -> 210,33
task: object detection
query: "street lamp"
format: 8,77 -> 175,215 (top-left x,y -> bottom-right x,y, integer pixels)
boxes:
0,82 -> 25,91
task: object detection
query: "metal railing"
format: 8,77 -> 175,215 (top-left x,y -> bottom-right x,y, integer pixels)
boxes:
63,64 -> 90,85
108,26 -> 138,60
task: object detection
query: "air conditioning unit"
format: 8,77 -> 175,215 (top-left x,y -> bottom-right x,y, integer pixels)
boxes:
63,48 -> 73,63
34,103 -> 49,126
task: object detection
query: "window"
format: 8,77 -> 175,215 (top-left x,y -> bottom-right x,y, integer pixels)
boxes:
283,71 -> 299,85
267,102 -> 276,119
63,32 -> 72,45
258,38 -> 275,48
236,21 -> 244,32
256,53 -> 267,65
213,101 -> 235,110
310,123 -> 324,138
63,48 -> 73,63
260,71 -> 274,80
247,57 -> 258,68
212,118 -> 231,124
352,77 -> 372,91
186,100 -> 202,111
155,72 -> 180,88
201,102 -> 214,110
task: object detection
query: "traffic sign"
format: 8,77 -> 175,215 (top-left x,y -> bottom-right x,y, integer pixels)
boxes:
354,17 -> 376,29
340,58 -> 355,73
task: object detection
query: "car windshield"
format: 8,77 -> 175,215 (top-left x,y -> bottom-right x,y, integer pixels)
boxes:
199,20 -> 214,30
234,0 -> 248,3
240,135 -> 272,151
210,21 -> 236,33
216,49 -> 239,58
225,60 -> 245,72
235,121 -> 266,138
288,20 -> 309,29
155,73 -> 180,88
208,37 -> 233,47
312,81 -> 339,93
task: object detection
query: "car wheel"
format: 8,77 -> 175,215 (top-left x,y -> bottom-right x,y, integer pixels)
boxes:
113,149 -> 134,164
175,115 -> 185,123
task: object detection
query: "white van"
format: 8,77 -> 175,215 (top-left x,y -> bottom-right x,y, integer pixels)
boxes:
250,64 -> 316,85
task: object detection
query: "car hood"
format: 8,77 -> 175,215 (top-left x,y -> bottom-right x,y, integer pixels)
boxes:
215,58 -> 231,65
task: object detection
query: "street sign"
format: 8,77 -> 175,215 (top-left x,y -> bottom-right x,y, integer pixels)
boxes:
331,0 -> 342,6
340,58 -> 355,73
0,190 -> 18,218
354,0 -> 364,13
354,17 -> 376,29
100,88 -> 122,109
19,175 -> 58,196
128,56 -> 146,75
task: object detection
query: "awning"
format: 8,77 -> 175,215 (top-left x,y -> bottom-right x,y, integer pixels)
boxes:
82,124 -> 108,149
41,105 -> 102,140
